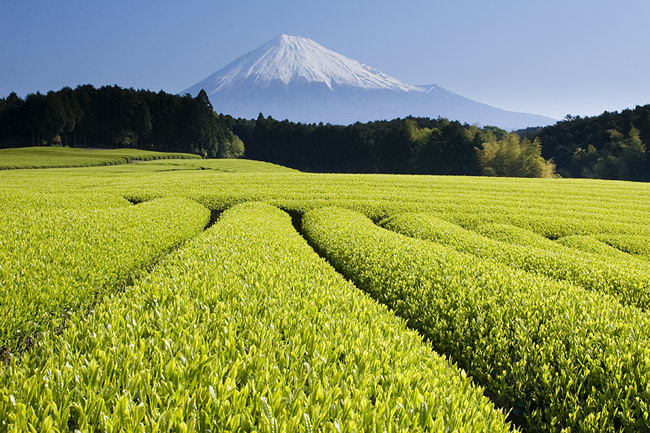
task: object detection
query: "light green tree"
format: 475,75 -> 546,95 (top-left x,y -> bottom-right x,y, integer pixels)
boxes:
476,132 -> 555,178
593,128 -> 646,180
218,129 -> 245,158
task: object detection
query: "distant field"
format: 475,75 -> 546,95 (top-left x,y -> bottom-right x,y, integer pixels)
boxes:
132,157 -> 299,173
0,146 -> 200,169
1,153 -> 649,432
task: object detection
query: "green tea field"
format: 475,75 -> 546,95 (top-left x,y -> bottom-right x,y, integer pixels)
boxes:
1,149 -> 649,432
0,147 -> 201,170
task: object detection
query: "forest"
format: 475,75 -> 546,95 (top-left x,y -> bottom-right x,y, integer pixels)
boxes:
225,105 -> 650,181
226,115 -> 554,177
526,105 -> 650,181
2,84 -> 648,181
0,86 -> 243,158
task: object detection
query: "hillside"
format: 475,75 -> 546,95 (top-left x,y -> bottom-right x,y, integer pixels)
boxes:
0,147 -> 199,170
0,147 -> 297,172
1,161 -> 649,431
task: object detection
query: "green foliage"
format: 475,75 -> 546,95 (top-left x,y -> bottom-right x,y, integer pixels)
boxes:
570,128 -> 648,180
595,233 -> 650,261
217,128 -> 245,158
0,203 -> 513,432
0,196 -> 209,355
588,128 -> 647,180
0,147 -> 200,170
233,116 -> 482,175
533,105 -> 650,181
0,160 -> 649,432
2,163 -> 647,238
483,125 -> 509,140
303,206 -> 650,433
555,234 -> 646,261
473,223 -> 650,262
405,118 -> 433,145
130,157 -> 299,173
476,132 -> 555,177
382,213 -> 650,310
0,85 -> 245,157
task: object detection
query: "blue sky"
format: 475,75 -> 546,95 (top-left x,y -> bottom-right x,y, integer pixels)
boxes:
1,0 -> 649,120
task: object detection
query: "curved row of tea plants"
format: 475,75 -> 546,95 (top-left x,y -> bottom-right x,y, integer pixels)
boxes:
474,223 -> 650,267
595,234 -> 650,261
302,207 -> 650,433
470,223 -> 570,246
381,213 -> 650,310
0,202 -> 514,433
437,210 -> 650,240
137,158 -> 300,173
0,196 -> 209,356
555,235 -> 636,259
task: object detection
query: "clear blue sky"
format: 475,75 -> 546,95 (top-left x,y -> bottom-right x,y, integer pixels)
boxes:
1,0 -> 649,120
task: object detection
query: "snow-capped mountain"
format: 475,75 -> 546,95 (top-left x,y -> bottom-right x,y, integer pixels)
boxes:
181,34 -> 555,129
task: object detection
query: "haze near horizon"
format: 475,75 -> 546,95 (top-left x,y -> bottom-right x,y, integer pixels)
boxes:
181,34 -> 555,129
1,0 -> 649,120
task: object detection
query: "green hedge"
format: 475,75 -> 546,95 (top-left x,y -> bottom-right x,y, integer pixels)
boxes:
381,213 -> 650,310
303,206 -> 650,433
0,203 -> 513,432
0,196 -> 209,355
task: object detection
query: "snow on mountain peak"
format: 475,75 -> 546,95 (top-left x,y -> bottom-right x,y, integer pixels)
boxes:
181,34 -> 556,128
197,34 -> 419,93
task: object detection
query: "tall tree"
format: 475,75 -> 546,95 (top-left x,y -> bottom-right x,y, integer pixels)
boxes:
0,92 -> 24,148
24,92 -> 47,146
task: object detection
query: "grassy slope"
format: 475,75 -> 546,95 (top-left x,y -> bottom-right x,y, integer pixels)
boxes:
0,146 -> 201,169
131,157 -> 299,173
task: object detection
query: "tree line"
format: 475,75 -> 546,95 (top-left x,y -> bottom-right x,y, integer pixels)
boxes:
223,114 -> 555,177
0,86 -> 244,158
525,105 -> 650,181
8,84 -> 648,181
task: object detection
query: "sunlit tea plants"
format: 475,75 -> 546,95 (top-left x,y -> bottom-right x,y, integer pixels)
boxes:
1,150 -> 649,432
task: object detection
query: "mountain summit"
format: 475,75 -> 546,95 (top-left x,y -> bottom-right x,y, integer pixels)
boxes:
182,35 -> 555,129
194,34 -> 418,92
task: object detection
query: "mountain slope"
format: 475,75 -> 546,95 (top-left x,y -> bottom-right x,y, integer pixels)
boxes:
182,34 -> 555,129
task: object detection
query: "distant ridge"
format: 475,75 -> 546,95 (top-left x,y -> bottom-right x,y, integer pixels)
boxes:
182,34 -> 555,129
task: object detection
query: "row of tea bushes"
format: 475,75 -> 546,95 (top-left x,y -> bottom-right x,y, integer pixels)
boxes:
555,235 -> 637,259
595,234 -> 650,261
0,203 -> 514,432
303,206 -> 650,433
0,196 -> 209,355
473,222 -> 650,262
24,168 -> 646,238
381,213 -> 650,310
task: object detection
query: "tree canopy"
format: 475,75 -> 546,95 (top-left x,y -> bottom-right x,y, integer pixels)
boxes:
0,85 -> 244,158
477,132 -> 556,178
528,105 -> 650,181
